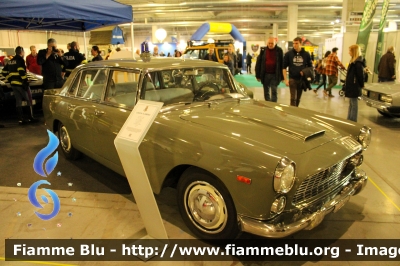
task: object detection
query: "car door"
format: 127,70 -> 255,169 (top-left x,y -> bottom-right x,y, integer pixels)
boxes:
91,69 -> 141,168
62,68 -> 108,154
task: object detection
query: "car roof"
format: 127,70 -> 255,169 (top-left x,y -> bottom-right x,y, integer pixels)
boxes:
86,57 -> 225,69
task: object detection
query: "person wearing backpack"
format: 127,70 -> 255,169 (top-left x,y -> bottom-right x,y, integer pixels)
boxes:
314,50 -> 331,94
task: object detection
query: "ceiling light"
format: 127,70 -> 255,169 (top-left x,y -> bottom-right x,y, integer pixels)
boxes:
155,28 -> 167,43
331,21 -> 334,25
335,19 -> 340,23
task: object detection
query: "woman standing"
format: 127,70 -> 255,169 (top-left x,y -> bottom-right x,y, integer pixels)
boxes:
345,44 -> 364,122
91,46 -> 103,61
314,50 -> 331,94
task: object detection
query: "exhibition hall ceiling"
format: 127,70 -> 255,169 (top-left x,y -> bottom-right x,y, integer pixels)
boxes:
117,0 -> 400,40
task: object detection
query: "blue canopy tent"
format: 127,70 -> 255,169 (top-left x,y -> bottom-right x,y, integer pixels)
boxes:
0,0 -> 132,31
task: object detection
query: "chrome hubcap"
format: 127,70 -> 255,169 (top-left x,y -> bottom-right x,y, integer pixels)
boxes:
184,181 -> 228,233
60,126 -> 71,153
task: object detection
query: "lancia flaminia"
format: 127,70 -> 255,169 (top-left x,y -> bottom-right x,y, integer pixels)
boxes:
43,58 -> 371,239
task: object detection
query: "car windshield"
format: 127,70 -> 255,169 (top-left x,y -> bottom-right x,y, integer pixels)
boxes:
141,67 -> 246,105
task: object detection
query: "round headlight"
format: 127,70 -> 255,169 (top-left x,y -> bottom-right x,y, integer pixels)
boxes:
358,126 -> 371,150
273,157 -> 296,193
362,89 -> 368,96
379,94 -> 392,103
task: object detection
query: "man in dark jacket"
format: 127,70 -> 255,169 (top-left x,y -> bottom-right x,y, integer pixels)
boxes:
37,38 -> 67,89
246,52 -> 252,73
236,48 -> 243,74
283,37 -> 312,107
64,41 -> 86,78
255,37 -> 284,102
2,46 -> 37,124
378,46 -> 396,82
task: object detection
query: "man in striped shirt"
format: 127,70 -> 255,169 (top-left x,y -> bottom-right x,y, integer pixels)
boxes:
325,47 -> 346,97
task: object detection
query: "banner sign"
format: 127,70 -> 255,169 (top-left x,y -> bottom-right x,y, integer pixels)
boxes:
6,239 -> 400,261
373,0 -> 390,73
356,0 -> 378,57
349,11 -> 363,25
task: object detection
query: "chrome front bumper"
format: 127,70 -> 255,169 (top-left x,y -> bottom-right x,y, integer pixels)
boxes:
238,169 -> 368,238
362,96 -> 391,112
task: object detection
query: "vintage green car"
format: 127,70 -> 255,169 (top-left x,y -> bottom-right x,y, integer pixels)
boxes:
43,58 -> 370,239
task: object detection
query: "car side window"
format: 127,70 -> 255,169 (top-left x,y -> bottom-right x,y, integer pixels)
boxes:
67,72 -> 81,96
75,69 -> 108,101
217,49 -> 226,62
104,70 -> 139,108
141,71 -> 194,106
185,49 -> 208,59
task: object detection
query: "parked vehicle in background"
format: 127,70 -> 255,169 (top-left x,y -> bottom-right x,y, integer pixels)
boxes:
184,40 -> 233,63
0,66 -> 43,108
43,58 -> 370,240
361,82 -> 400,117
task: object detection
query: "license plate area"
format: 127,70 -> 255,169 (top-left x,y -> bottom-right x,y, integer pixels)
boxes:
368,91 -> 380,100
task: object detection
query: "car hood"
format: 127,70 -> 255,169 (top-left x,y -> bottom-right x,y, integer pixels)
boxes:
179,100 -> 342,155
366,82 -> 400,94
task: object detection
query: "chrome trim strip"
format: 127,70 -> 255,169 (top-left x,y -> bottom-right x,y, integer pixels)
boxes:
361,96 -> 392,111
238,169 -> 367,238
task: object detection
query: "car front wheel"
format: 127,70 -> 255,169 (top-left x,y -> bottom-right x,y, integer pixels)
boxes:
58,122 -> 81,160
177,168 -> 240,239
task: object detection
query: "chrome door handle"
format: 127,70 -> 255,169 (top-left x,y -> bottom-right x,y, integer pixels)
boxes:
67,104 -> 76,111
95,109 -> 105,116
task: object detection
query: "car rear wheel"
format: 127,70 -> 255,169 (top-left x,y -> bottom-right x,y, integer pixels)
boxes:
58,122 -> 81,160
177,168 -> 240,239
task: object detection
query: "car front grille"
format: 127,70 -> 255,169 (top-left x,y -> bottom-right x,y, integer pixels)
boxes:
292,159 -> 351,205
366,91 -> 381,101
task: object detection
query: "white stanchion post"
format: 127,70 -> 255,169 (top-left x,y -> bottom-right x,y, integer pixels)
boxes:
114,100 -> 168,244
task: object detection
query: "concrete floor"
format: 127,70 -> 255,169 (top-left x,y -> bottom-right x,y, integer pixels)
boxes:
0,80 -> 399,265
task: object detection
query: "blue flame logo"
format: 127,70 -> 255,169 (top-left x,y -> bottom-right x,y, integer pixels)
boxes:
29,130 -> 61,220
28,180 -> 60,220
33,130 -> 59,177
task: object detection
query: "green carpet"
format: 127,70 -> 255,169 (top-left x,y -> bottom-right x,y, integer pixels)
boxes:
234,74 -> 262,87
234,74 -> 343,89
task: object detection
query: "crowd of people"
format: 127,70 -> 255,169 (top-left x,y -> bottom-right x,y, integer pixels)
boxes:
0,36 -> 396,127
253,36 -> 395,122
0,38 -> 91,126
